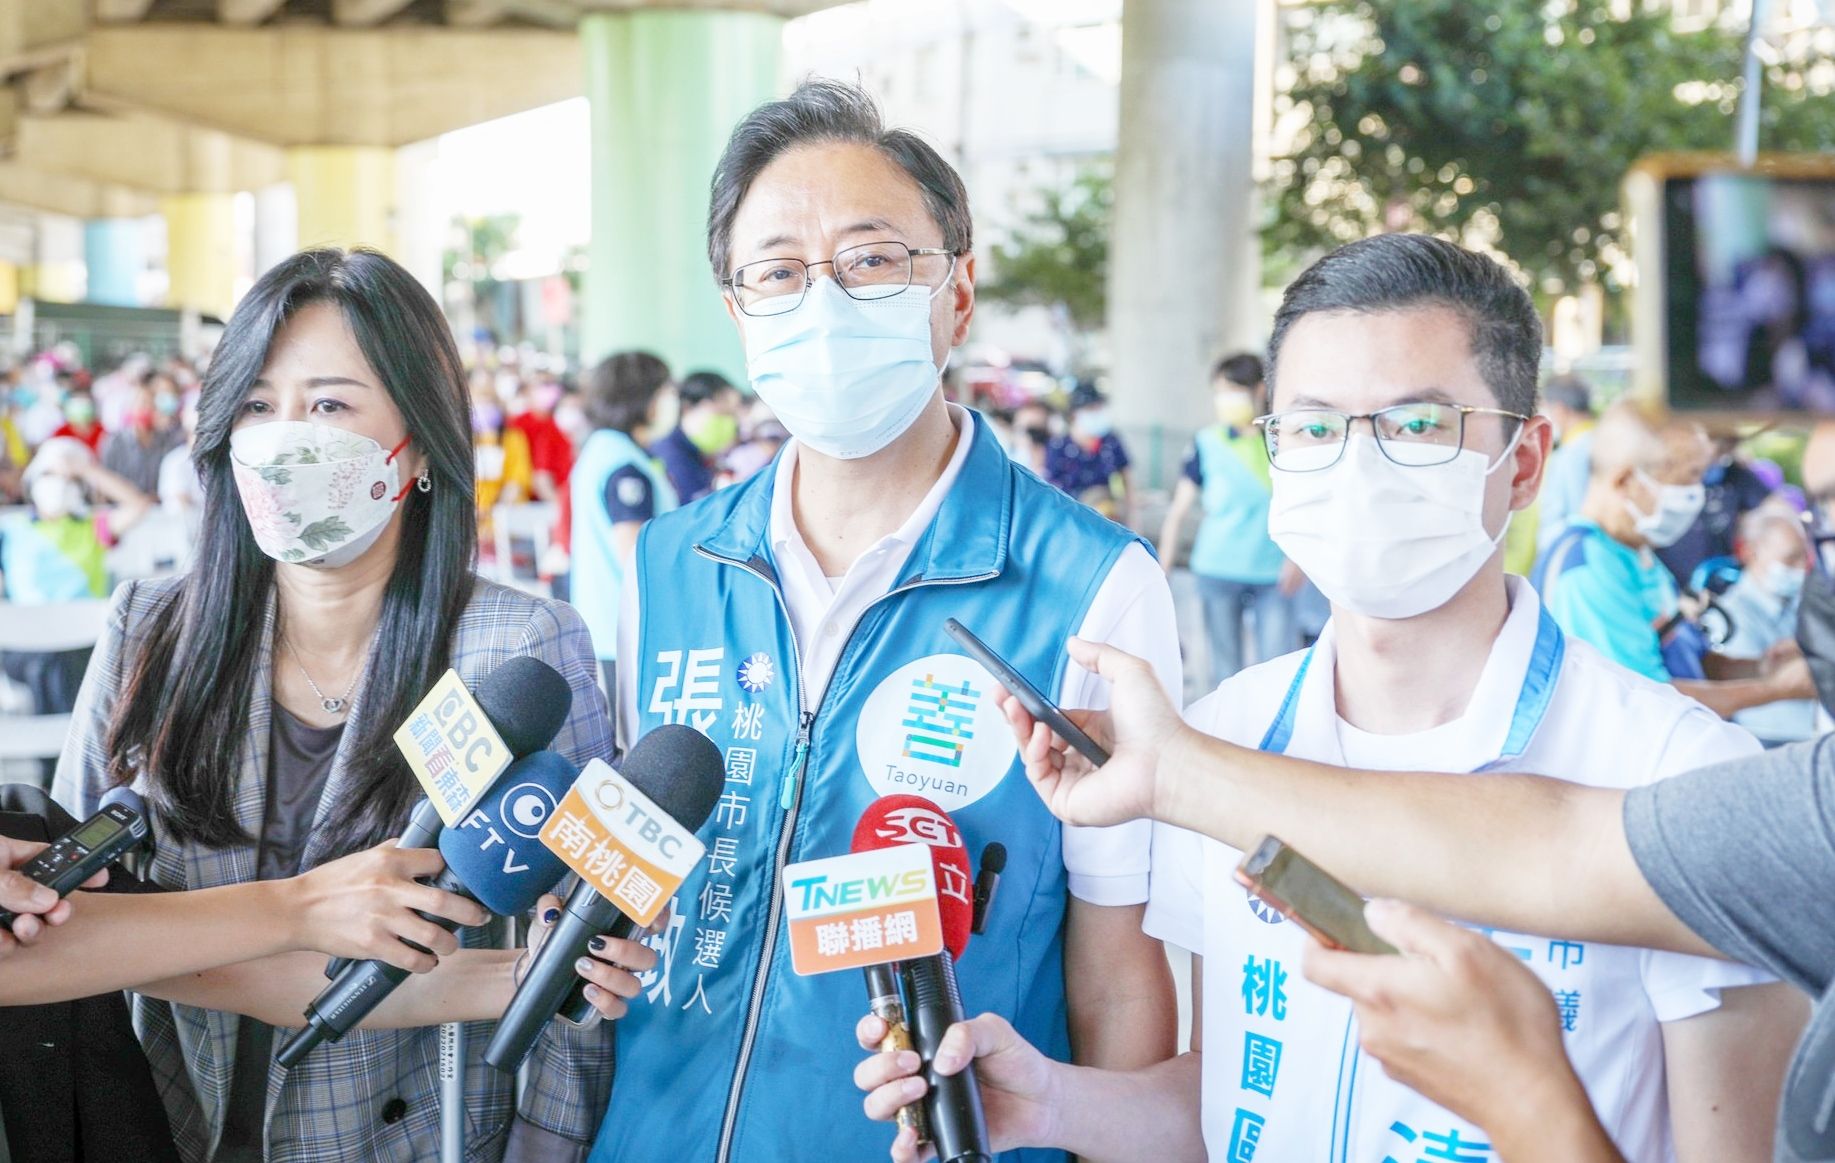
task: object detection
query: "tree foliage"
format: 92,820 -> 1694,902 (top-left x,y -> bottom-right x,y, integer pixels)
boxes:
1268,0 -> 1835,299
979,166 -> 1113,332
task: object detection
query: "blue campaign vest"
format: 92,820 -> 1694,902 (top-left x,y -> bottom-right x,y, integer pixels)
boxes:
570,428 -> 678,660
591,415 -> 1143,1163
1190,426 -> 1283,584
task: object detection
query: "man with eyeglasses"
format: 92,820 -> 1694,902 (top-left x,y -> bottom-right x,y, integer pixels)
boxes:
587,80 -> 1181,1163
853,233 -> 1803,1163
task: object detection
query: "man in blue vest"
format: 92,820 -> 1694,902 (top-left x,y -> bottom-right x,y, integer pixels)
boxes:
587,80 -> 1181,1163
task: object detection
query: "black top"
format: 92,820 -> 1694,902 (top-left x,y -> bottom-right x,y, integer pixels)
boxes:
216,703 -> 343,1163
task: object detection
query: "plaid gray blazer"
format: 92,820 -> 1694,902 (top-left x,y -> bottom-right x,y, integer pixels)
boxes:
51,574 -> 616,1162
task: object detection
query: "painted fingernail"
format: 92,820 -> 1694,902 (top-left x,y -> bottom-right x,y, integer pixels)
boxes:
583,983 -> 601,1001
589,936 -> 606,952
542,908 -> 560,924
575,957 -> 593,975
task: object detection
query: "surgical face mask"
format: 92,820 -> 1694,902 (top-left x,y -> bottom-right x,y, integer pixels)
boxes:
1268,430 -> 1522,621
64,397 -> 95,426
684,410 -> 739,457
472,403 -> 504,435
1626,470 -> 1706,549
1765,562 -> 1807,601
1215,391 -> 1256,430
154,393 -> 181,418
29,474 -> 83,520
1074,408 -> 1113,439
230,421 -> 413,568
740,277 -> 944,460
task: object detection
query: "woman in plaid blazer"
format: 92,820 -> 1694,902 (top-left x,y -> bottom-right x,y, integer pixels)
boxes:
52,250 -> 629,1162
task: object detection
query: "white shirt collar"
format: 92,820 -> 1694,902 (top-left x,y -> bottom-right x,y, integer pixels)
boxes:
1295,575 -> 1546,771
767,402 -> 975,587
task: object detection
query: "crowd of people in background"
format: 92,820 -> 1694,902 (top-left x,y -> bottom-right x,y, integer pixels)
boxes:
1,328 -> 1822,751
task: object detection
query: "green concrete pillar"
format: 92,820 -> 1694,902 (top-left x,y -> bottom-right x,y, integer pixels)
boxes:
581,9 -> 781,383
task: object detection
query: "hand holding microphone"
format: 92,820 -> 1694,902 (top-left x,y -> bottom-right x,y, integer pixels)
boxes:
484,724 -> 724,1072
519,891 -> 661,1022
854,1011 -> 1058,1163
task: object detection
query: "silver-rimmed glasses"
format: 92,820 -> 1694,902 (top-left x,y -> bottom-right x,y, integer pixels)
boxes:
1256,402 -> 1529,471
725,241 -> 959,317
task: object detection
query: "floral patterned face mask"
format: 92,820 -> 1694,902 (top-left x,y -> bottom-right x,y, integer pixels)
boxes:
230,421 -> 414,568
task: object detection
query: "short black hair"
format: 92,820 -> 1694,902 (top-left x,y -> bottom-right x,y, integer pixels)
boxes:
679,369 -> 738,408
1268,234 -> 1543,417
585,351 -> 672,435
1213,353 -> 1264,389
706,78 -> 972,283
1542,372 -> 1592,415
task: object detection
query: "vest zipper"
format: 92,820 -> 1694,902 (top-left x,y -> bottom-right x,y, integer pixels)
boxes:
694,545 -> 996,1163
780,713 -> 815,811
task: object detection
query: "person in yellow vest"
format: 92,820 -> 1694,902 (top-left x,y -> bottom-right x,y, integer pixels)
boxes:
1158,354 -> 1295,686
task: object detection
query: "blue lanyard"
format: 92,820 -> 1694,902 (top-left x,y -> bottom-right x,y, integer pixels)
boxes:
1256,607 -> 1566,768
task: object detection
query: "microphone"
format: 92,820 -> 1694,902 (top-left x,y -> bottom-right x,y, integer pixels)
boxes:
275,750 -> 578,1068
483,724 -> 724,1074
326,655 -> 572,979
852,796 -> 988,1163
971,843 -> 1005,935
0,786 -> 150,931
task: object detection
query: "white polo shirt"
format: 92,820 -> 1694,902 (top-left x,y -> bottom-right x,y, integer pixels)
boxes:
1145,577 -> 1773,1163
619,403 -> 1181,905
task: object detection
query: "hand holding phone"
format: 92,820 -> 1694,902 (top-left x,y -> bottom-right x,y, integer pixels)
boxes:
1235,836 -> 1397,956
944,618 -> 1110,766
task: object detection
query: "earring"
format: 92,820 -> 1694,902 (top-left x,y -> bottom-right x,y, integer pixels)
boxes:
417,470 -> 432,493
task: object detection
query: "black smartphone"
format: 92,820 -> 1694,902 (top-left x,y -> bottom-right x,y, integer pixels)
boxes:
942,618 -> 1110,766
1234,836 -> 1397,956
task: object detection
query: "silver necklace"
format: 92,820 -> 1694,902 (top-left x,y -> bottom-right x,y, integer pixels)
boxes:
281,632 -> 366,716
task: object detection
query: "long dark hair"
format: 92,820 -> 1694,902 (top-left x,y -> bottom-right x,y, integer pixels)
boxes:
107,249 -> 478,854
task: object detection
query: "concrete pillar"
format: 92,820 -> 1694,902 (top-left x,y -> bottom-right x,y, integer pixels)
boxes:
30,214 -> 86,304
162,193 -> 237,318
252,182 -> 299,279
288,145 -> 396,253
84,217 -> 148,307
1108,0 -> 1259,487
393,138 -> 446,301
581,9 -> 781,379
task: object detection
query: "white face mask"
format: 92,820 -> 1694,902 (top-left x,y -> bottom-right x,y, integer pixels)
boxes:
740,278 -> 945,461
29,473 -> 83,520
1268,431 -> 1521,621
1626,470 -> 1706,549
230,421 -> 413,568
1765,562 -> 1808,601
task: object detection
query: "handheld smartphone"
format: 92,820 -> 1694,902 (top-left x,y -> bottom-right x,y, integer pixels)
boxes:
1234,836 -> 1397,955
942,618 -> 1110,766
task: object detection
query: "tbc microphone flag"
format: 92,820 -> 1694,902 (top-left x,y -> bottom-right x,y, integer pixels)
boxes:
484,724 -> 724,1073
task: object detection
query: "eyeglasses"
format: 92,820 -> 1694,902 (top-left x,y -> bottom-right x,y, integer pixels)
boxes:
725,241 -> 959,317
1256,403 -> 1529,471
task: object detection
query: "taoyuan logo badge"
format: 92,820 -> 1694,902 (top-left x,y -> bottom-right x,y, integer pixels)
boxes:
858,654 -> 1020,812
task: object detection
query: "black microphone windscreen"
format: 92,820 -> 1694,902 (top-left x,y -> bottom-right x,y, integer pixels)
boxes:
476,656 -> 572,758
981,842 -> 1007,875
622,724 -> 724,831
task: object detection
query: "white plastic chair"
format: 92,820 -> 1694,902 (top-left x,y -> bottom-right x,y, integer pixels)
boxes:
106,508 -> 192,580
0,599 -> 107,780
